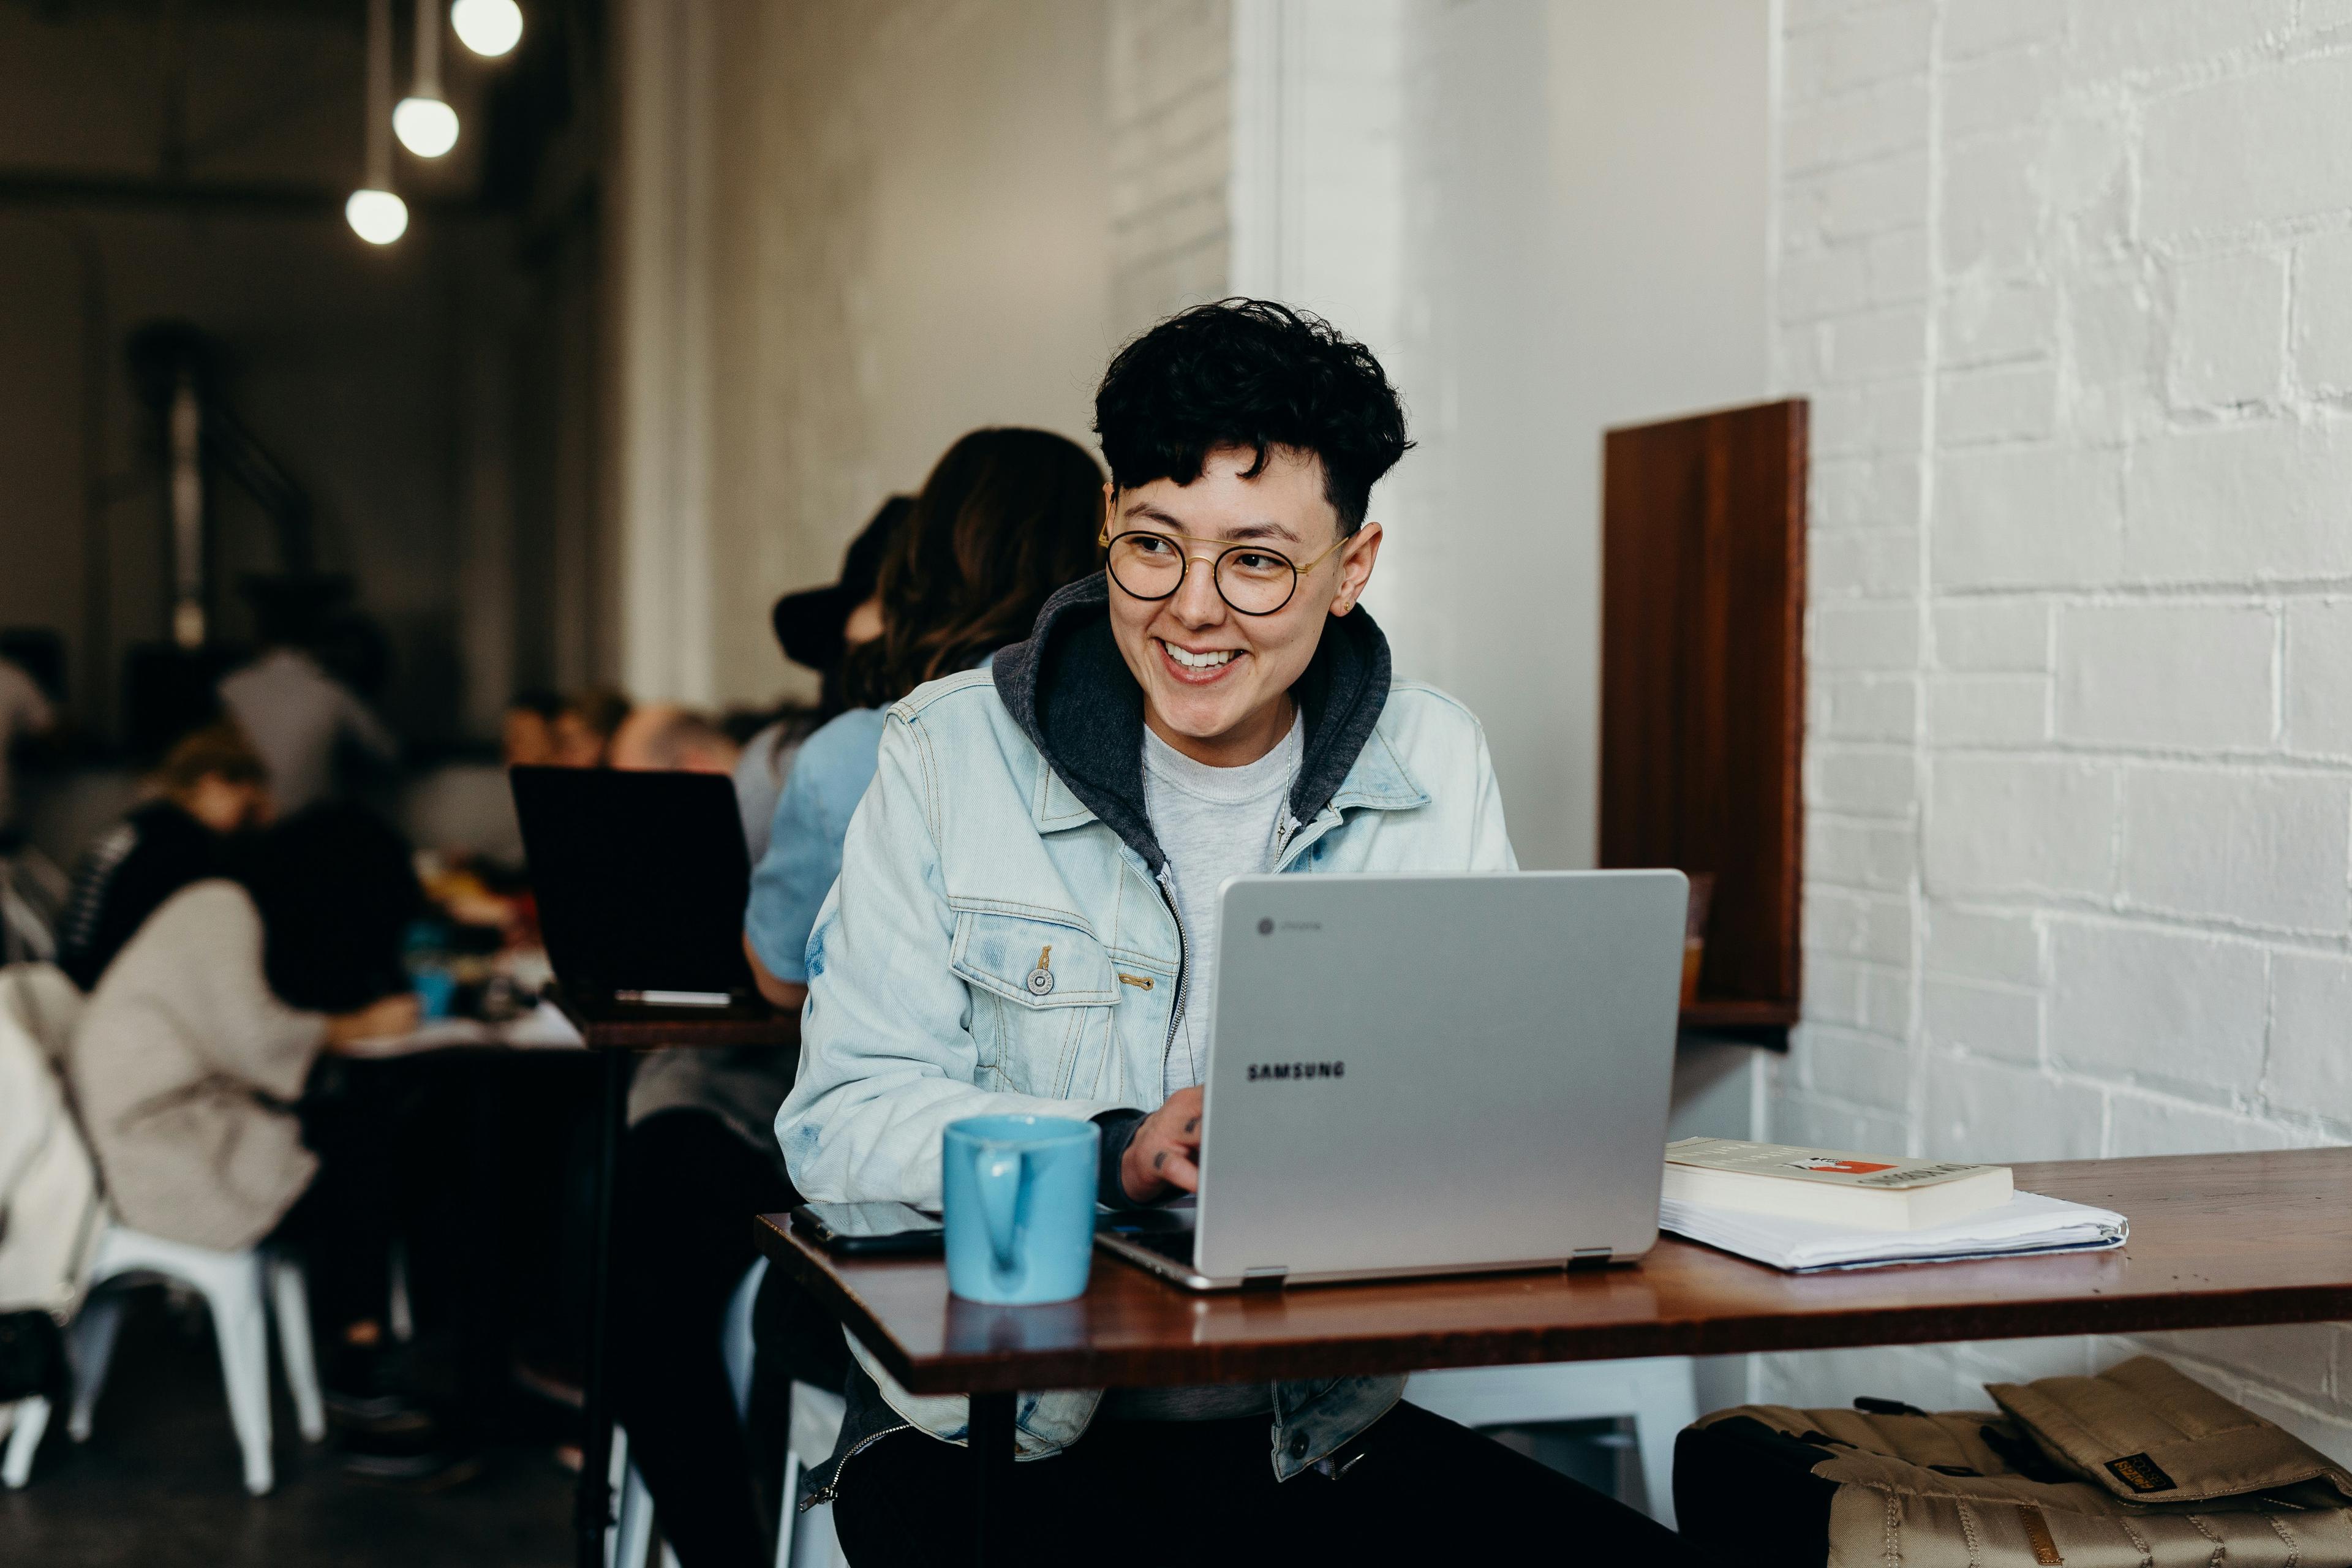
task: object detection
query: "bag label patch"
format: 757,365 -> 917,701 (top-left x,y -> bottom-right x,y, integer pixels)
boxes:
2105,1453 -> 2177,1494
2017,1504 -> 2063,1565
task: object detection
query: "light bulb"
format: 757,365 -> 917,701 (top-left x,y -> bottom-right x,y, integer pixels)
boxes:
394,95 -> 460,157
346,188 -> 410,245
451,0 -> 522,58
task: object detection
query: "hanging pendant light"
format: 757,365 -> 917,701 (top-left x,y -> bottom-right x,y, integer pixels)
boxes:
348,0 -> 408,243
395,0 -> 459,157
450,0 -> 522,59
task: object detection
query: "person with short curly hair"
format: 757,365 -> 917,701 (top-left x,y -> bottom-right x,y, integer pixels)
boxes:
778,300 -> 1702,1563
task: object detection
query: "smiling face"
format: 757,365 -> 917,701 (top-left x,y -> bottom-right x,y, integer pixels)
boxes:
1104,443 -> 1382,768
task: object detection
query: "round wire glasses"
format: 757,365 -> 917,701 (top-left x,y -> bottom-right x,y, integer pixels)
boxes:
1099,527 -> 1349,617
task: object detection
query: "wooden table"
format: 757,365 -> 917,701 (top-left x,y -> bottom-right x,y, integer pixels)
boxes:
756,1148 -> 2352,1564
559,992 -> 797,1568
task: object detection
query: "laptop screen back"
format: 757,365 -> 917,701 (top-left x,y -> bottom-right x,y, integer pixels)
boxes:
1194,870 -> 1686,1281
510,766 -> 756,1000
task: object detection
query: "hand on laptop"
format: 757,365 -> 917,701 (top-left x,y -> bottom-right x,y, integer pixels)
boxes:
1120,1086 -> 1203,1203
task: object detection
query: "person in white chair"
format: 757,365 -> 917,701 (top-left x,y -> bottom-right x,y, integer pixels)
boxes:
66,805 -> 456,1477
775,301 -> 1705,1564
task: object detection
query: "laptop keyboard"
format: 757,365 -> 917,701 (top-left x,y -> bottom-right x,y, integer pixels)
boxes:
1108,1226 -> 1195,1265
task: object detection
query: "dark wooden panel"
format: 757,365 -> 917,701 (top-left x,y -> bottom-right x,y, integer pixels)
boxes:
756,1148 -> 2352,1394
1600,399 -> 1807,1023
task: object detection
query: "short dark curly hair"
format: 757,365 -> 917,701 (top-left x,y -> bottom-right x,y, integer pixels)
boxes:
1093,298 -> 1411,535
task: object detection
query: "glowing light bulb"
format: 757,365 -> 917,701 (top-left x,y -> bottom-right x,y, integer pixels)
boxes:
346,188 -> 410,245
394,95 -> 460,157
451,0 -> 522,58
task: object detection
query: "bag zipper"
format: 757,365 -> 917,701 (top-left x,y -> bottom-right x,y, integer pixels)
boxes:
799,1420 -> 913,1511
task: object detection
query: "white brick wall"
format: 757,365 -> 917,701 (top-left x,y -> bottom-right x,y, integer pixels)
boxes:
1107,0 -> 1232,331
1771,0 -> 2352,1450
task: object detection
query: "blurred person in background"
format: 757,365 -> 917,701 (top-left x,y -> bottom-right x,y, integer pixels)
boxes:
729,496 -> 912,862
743,433 -> 1104,1013
217,586 -> 398,815
551,687 -> 631,767
502,690 -> 566,768
66,803 -> 456,1472
56,722 -> 273,991
609,705 -> 742,775
0,650 -> 56,842
606,434 -> 1099,1568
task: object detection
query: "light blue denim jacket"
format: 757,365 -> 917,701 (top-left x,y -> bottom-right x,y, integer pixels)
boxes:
777,578 -> 1515,1489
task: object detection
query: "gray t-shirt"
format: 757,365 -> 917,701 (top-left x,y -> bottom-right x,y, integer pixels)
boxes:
1141,711 -> 1303,1096
1116,710 -> 1302,1423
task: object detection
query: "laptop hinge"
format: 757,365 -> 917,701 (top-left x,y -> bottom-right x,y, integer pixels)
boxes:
1240,1265 -> 1289,1289
1568,1248 -> 1614,1270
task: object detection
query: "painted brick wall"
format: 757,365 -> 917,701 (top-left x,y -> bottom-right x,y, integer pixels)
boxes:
1107,0 -> 1232,330
1766,0 -> 2352,1451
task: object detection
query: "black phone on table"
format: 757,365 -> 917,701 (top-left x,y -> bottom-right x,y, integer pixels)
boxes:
791,1200 -> 945,1256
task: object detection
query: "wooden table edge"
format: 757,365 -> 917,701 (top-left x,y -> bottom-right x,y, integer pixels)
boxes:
755,1212 -> 922,1378
754,1208 -> 2352,1393
554,990 -> 799,1049
754,1147 -> 2352,1395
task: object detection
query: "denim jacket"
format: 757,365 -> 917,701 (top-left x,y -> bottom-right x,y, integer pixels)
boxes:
777,576 -> 1515,1493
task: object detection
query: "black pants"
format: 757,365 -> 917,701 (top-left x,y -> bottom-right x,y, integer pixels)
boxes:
609,1110 -> 799,1568
281,1057 -> 445,1338
832,1400 -> 1708,1567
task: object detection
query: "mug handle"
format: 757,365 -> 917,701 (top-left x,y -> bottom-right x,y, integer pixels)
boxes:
974,1144 -> 1026,1277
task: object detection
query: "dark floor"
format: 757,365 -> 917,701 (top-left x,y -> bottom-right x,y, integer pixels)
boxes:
2,1290 -> 572,1568
3,1288 -> 1644,1567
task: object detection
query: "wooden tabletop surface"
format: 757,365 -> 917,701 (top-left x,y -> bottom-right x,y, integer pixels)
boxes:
753,1148 -> 2352,1395
552,987 -> 799,1049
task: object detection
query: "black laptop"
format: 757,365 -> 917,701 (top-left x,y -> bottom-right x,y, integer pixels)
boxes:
509,766 -> 756,1007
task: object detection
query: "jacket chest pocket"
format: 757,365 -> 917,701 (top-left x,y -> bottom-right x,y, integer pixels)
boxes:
950,911 -> 1120,1100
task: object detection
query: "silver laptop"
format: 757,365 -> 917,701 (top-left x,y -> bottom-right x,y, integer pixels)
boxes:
1095,870 -> 1686,1291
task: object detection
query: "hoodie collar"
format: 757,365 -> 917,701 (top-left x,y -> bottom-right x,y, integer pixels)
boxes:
992,575 -> 1409,870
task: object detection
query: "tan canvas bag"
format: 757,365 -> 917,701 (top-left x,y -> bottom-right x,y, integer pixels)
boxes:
1679,1357 -> 2352,1568
1988,1354 -> 2352,1507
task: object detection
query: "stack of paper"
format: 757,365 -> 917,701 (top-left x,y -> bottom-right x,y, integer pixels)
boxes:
1660,1189 -> 2128,1273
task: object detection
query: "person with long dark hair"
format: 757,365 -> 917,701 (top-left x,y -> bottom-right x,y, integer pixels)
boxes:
744,428 -> 1107,1013
606,429 -> 1102,1568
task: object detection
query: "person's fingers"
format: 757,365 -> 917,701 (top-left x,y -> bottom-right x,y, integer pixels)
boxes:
1122,1088 -> 1209,1200
1156,1150 -> 1201,1193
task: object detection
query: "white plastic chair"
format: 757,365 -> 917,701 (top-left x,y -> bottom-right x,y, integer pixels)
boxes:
65,1224 -> 326,1495
1404,1357 -> 1698,1528
2,1395 -> 51,1487
610,1257 -> 846,1568
0,964 -> 97,1490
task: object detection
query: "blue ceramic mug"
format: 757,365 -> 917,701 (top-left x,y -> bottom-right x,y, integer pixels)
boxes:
941,1115 -> 1099,1305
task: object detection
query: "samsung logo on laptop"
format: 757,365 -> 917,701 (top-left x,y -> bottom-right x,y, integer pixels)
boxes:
1246,1061 -> 1346,1082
